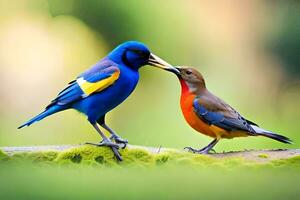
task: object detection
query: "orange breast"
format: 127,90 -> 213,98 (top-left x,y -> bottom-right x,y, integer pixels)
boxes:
179,79 -> 245,139
179,91 -> 248,139
180,92 -> 219,138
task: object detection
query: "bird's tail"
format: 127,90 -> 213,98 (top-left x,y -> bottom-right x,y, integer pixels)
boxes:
18,105 -> 64,129
250,125 -> 292,144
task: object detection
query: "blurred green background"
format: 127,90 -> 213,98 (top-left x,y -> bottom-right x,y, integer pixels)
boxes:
1,0 -> 300,151
0,162 -> 299,200
1,1 -> 300,199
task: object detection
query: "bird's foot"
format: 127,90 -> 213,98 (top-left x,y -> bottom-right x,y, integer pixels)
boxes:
210,148 -> 217,154
85,140 -> 123,161
85,139 -> 120,149
110,135 -> 128,149
184,146 -> 211,154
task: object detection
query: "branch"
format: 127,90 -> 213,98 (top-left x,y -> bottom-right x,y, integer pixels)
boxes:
1,145 -> 299,164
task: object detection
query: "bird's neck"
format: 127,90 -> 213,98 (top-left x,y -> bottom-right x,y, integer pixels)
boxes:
179,79 -> 196,110
179,79 -> 190,95
179,79 -> 197,119
179,79 -> 206,96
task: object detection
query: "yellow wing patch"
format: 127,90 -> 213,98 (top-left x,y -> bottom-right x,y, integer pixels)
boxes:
76,70 -> 120,97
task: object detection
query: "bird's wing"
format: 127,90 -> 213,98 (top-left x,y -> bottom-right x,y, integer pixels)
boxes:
193,92 -> 255,133
46,65 -> 120,108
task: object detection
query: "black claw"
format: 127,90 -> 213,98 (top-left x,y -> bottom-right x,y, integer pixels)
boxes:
210,149 -> 217,154
85,141 -> 119,149
120,142 -> 127,149
184,146 -> 211,154
184,147 -> 195,153
85,141 -> 123,161
111,147 -> 123,161
110,135 -> 128,149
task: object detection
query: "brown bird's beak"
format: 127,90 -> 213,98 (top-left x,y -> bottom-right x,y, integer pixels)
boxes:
148,53 -> 180,74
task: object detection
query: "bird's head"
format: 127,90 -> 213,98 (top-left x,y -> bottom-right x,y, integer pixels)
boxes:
173,66 -> 206,94
108,41 -> 179,72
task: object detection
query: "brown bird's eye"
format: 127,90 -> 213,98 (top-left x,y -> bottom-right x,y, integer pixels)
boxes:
186,70 -> 192,75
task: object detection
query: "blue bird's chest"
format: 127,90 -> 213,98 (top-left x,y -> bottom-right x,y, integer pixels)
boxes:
113,69 -> 139,99
74,68 -> 139,122
93,68 -> 139,106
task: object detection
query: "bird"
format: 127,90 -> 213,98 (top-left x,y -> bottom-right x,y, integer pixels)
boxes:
172,66 -> 292,154
18,41 -> 179,161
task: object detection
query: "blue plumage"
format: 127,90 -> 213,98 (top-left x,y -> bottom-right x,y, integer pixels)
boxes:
193,98 -> 254,133
48,63 -> 118,108
72,63 -> 139,123
18,41 -> 177,160
19,41 -> 155,128
18,105 -> 65,129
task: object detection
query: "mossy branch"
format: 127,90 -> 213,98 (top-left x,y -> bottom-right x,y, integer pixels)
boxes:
0,145 -> 299,168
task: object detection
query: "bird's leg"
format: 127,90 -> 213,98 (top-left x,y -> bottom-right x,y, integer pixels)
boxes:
101,123 -> 128,149
85,123 -> 122,161
184,138 -> 219,154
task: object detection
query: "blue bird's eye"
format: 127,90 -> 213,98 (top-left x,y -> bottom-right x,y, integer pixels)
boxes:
132,49 -> 144,55
132,49 -> 148,58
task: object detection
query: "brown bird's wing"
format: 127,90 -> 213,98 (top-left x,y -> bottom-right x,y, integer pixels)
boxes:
193,90 -> 256,134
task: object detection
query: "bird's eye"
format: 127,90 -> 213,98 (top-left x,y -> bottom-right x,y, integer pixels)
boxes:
186,70 -> 192,75
132,50 -> 144,55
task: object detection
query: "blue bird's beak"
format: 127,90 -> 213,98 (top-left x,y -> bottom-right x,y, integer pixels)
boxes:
148,53 -> 180,74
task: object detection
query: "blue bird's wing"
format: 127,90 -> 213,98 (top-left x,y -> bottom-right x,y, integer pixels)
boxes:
193,94 -> 255,133
46,65 -> 120,108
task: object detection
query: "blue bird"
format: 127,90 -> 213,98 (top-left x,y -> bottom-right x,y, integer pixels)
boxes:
18,41 -> 179,161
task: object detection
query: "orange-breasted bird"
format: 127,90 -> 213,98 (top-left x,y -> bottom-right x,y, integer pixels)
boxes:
173,66 -> 292,153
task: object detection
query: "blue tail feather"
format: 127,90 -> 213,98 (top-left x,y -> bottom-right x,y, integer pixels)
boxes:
259,132 -> 293,144
250,125 -> 292,144
18,105 -> 63,129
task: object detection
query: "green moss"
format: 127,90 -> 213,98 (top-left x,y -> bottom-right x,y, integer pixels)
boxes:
121,148 -> 154,166
6,151 -> 58,163
154,151 -> 185,165
270,155 -> 300,168
286,155 -> 300,164
1,146 -> 299,169
155,154 -> 169,165
55,145 -> 118,166
258,154 -> 269,159
0,150 -> 8,161
192,154 -> 218,165
27,151 -> 58,162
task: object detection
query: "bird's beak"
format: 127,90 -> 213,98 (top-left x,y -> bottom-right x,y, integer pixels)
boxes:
173,66 -> 182,77
148,53 -> 180,74
175,66 -> 181,73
